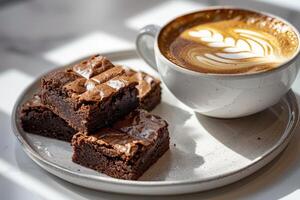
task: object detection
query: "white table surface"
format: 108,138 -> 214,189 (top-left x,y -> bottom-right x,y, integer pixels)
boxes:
1,0 -> 300,199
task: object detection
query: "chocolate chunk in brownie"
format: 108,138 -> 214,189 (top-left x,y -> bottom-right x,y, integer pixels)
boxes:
72,109 -> 169,180
123,67 -> 161,111
41,55 -> 139,134
20,94 -> 76,142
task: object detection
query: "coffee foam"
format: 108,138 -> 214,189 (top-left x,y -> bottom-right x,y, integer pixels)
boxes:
159,9 -> 299,74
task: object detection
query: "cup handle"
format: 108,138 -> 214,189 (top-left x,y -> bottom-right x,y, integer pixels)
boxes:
136,25 -> 160,71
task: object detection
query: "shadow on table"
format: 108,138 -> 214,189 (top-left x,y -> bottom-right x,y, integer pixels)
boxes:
0,0 -> 169,56
0,49 -> 57,77
2,0 -> 300,64
2,0 -> 300,79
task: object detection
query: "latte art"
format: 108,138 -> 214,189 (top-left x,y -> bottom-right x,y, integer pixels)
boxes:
181,26 -> 285,70
158,9 -> 299,74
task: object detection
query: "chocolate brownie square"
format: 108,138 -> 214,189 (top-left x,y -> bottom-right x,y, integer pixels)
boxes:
41,55 -> 139,134
124,67 -> 161,111
20,94 -> 76,141
72,109 -> 169,180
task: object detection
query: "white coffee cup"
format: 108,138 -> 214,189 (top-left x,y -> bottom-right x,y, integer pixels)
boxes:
136,7 -> 300,118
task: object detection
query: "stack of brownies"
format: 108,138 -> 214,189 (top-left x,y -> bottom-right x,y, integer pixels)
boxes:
20,55 -> 170,180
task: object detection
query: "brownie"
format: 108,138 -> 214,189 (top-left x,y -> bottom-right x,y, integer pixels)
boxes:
72,109 -> 169,180
123,67 -> 161,111
41,55 -> 139,134
20,94 -> 76,142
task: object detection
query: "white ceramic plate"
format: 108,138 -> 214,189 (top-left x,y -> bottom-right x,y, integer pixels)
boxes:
12,50 -> 299,195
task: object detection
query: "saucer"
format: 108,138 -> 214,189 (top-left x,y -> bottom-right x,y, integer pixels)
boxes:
12,50 -> 299,195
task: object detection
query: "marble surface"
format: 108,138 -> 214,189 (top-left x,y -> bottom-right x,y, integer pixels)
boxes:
1,0 -> 300,199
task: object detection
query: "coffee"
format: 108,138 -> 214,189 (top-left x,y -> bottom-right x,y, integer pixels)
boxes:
158,8 -> 299,74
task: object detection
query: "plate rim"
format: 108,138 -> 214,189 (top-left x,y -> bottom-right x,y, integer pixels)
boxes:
11,49 -> 300,187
